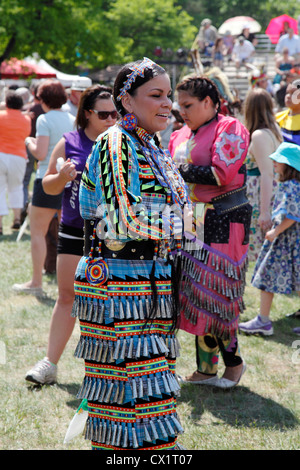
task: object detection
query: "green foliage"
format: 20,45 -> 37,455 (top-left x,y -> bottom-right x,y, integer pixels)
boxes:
0,0 -> 196,73
106,0 -> 197,62
1,0 -> 300,74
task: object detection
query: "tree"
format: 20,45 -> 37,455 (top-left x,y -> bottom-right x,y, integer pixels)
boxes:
0,0 -> 196,74
0,0 -> 116,71
106,0 -> 197,62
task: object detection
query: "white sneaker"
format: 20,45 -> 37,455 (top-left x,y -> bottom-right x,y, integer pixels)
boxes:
25,357 -> 57,385
13,283 -> 44,297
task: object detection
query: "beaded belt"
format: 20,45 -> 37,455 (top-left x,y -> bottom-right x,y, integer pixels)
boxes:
84,220 -> 155,260
211,186 -> 249,215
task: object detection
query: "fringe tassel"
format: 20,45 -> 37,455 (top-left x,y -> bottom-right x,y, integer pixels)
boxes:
180,293 -> 239,340
84,413 -> 183,448
74,333 -> 179,364
181,238 -> 249,283
77,370 -> 181,405
71,295 -> 174,323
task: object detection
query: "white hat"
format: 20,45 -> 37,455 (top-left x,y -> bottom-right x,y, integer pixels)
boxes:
71,77 -> 92,91
15,87 -> 32,104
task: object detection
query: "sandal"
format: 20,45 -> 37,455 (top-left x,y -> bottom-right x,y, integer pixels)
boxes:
11,219 -> 21,230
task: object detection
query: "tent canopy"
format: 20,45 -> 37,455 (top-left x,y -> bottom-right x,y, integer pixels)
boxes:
0,58 -> 56,80
24,55 -> 88,88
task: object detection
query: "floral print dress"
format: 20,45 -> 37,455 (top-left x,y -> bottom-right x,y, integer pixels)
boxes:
252,179 -> 300,294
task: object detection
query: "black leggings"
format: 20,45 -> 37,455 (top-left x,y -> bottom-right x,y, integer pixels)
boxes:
195,334 -> 242,375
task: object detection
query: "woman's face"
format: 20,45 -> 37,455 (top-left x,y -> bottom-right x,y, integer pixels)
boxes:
87,97 -> 117,134
178,90 -> 216,131
122,73 -> 172,134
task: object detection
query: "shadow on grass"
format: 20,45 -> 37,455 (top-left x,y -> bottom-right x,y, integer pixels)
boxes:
26,381 -> 81,411
35,295 -> 56,308
178,384 -> 298,430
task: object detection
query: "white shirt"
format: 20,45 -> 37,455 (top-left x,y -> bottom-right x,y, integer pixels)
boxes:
233,39 -> 255,60
35,110 -> 75,179
275,34 -> 300,56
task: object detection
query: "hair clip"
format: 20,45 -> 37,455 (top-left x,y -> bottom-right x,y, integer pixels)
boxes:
117,57 -> 156,101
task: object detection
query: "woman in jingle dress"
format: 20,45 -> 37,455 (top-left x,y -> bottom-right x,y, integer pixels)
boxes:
72,58 -> 189,450
169,76 -> 252,389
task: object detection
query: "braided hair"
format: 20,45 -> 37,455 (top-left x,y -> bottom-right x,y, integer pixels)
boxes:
176,76 -> 221,113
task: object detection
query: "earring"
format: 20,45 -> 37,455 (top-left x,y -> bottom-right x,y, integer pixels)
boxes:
121,113 -> 137,131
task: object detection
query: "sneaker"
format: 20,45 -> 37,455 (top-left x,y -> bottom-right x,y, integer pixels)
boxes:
293,327 -> 300,336
239,315 -> 274,336
25,357 -> 57,385
12,283 -> 44,297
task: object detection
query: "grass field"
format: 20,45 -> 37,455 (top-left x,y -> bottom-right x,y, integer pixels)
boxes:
0,213 -> 299,450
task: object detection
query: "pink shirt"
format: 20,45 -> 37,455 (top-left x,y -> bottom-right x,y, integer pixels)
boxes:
168,115 -> 249,203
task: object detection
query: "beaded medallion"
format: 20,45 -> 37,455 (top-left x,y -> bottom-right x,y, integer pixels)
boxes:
85,257 -> 109,286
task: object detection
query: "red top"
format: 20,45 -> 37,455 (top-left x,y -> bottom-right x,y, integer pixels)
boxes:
168,114 -> 249,203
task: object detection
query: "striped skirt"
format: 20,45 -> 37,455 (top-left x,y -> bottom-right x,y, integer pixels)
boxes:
72,255 -> 183,450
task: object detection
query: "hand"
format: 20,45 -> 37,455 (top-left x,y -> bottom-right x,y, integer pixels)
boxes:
258,212 -> 272,232
265,228 -> 277,242
58,158 -> 77,183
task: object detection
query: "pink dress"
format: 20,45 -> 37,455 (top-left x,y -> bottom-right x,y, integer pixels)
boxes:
169,115 -> 252,340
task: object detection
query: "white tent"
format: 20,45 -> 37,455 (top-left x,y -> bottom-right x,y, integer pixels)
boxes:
24,54 -> 88,88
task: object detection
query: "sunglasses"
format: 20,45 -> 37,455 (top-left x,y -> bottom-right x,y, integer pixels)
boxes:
91,109 -> 118,120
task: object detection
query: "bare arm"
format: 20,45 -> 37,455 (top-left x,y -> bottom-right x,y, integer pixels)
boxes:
42,137 -> 77,195
251,130 -> 276,231
265,217 -> 295,242
26,135 -> 49,161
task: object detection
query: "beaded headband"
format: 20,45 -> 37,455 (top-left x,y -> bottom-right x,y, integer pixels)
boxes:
116,57 -> 156,101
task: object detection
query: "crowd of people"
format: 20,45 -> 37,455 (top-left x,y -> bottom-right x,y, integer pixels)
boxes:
0,17 -> 299,451
196,16 -> 300,109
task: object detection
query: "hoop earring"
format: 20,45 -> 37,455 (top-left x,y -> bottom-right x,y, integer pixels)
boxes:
121,113 -> 138,131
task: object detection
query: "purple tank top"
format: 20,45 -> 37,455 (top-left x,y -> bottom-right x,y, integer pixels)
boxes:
61,128 -> 94,229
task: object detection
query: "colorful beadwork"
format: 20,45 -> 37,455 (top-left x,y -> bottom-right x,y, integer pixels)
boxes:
116,57 -> 156,101
72,123 -> 186,450
85,258 -> 109,286
121,113 -> 138,131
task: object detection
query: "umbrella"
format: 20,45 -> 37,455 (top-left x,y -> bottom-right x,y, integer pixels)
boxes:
0,57 -> 56,79
265,14 -> 298,44
218,16 -> 261,36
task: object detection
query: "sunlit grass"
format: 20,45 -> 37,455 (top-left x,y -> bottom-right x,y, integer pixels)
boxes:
0,214 -> 299,450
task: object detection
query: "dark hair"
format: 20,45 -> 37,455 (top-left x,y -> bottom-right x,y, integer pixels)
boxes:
76,84 -> 113,130
5,90 -> 23,110
37,79 -> 67,109
176,76 -> 221,113
113,60 -> 166,116
278,163 -> 300,182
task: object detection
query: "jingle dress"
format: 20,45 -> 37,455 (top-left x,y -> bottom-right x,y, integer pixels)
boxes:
169,115 -> 252,341
72,124 -> 188,450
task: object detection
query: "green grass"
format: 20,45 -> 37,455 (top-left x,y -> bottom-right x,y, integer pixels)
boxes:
0,213 -> 299,450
